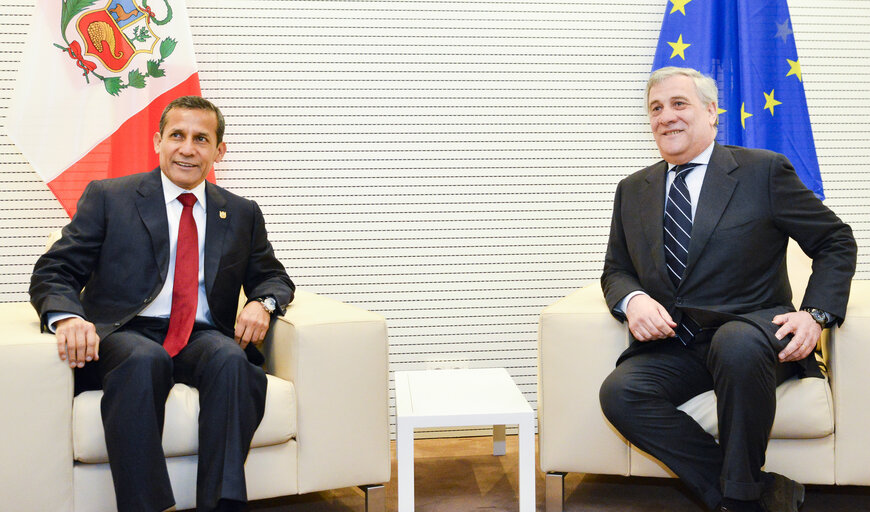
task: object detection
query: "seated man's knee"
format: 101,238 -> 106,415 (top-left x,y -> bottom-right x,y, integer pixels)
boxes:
100,339 -> 173,390
203,338 -> 250,374
123,340 -> 172,374
600,370 -> 635,429
709,321 -> 773,372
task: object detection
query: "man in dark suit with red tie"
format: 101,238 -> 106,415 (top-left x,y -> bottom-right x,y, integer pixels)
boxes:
598,67 -> 856,512
30,96 -> 295,512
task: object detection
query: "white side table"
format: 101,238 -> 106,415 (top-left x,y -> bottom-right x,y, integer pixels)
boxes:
395,368 -> 535,511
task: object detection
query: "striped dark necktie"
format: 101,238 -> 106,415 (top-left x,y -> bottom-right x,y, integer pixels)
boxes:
663,162 -> 700,345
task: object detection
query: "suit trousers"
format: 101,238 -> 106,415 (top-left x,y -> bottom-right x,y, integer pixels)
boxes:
599,320 -> 798,510
96,318 -> 268,512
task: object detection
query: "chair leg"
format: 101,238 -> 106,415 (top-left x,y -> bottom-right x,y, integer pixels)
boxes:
546,472 -> 566,512
360,484 -> 385,512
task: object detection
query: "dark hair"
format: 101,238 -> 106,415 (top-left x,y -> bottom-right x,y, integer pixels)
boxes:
158,96 -> 225,144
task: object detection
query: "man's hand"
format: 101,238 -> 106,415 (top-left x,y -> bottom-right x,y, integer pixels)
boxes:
234,301 -> 271,349
625,294 -> 677,342
55,317 -> 99,368
772,311 -> 822,362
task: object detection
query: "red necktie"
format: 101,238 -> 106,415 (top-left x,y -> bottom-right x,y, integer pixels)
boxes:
163,193 -> 199,357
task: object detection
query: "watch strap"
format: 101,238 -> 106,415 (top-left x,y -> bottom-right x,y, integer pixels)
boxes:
801,307 -> 830,328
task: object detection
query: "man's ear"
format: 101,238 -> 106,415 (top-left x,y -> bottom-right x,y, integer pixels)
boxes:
153,131 -> 162,153
215,141 -> 227,163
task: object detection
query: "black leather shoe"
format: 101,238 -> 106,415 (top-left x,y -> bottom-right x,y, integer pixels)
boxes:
760,472 -> 805,512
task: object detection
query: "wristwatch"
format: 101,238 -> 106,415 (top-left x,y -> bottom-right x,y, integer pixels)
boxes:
801,307 -> 830,329
257,296 -> 277,315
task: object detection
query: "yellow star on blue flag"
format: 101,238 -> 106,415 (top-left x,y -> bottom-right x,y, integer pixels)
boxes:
652,0 -> 824,198
667,35 -> 691,60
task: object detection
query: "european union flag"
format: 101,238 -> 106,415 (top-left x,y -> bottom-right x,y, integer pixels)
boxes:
652,0 -> 824,199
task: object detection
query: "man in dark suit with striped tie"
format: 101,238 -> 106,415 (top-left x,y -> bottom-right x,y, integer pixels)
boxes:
598,67 -> 856,512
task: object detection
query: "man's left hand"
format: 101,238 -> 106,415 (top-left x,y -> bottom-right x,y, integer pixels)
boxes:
772,311 -> 822,362
234,301 -> 271,349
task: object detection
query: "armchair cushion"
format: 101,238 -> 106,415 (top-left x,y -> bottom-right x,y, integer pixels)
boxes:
73,374 -> 296,463
677,373 -> 834,439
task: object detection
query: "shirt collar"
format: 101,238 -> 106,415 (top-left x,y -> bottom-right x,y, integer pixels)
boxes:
668,141 -> 715,172
159,171 -> 207,209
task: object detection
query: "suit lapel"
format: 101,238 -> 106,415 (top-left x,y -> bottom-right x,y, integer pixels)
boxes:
135,169 -> 170,282
639,161 -> 671,290
684,144 -> 738,281
204,182 -> 229,296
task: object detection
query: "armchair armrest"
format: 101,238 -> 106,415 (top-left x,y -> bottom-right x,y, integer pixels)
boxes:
538,284 -> 631,475
0,302 -> 74,511
263,290 -> 390,494
830,279 -> 870,485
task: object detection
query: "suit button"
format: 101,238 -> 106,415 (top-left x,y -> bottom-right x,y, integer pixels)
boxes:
676,297 -> 684,305
113,322 -> 121,327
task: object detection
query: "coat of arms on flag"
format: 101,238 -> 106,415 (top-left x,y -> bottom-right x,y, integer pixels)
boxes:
8,0 -> 203,217
56,0 -> 176,95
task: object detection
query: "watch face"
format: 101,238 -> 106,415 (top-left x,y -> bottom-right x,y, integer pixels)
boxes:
261,297 -> 276,312
805,308 -> 825,325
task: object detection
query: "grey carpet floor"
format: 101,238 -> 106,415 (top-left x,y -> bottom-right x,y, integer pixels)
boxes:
242,436 -> 870,511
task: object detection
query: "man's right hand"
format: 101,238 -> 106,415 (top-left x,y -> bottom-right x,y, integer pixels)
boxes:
55,317 -> 100,368
625,294 -> 677,341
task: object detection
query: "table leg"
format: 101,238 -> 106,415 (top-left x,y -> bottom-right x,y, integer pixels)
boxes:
518,416 -> 536,511
493,424 -> 506,456
397,418 -> 415,511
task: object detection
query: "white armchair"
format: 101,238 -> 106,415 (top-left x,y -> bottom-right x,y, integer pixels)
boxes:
538,242 -> 870,511
0,289 -> 391,512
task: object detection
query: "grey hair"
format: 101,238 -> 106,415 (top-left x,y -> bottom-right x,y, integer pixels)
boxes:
645,67 -> 719,127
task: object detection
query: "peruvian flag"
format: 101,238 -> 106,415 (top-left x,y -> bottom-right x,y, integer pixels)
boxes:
8,0 -> 205,217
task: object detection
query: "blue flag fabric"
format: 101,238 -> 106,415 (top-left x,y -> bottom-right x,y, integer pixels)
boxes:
652,0 -> 824,199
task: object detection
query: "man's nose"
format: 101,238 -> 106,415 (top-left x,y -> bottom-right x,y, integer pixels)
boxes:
179,138 -> 195,154
658,107 -> 677,124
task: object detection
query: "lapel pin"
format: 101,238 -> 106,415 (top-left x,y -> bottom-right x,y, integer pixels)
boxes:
219,211 -> 227,219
